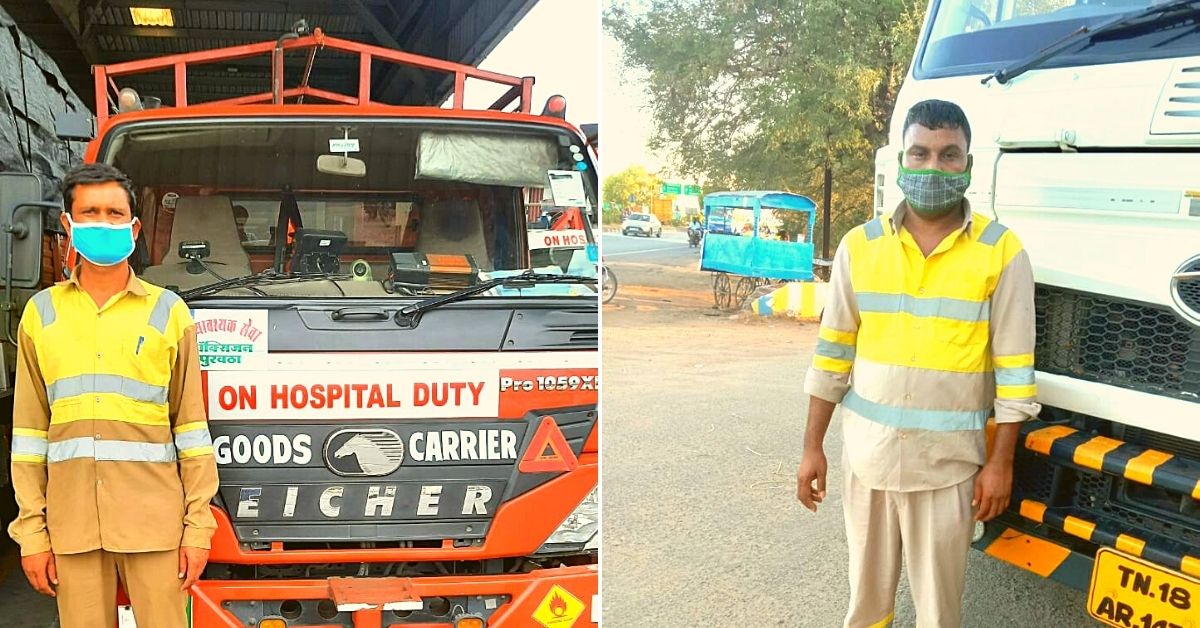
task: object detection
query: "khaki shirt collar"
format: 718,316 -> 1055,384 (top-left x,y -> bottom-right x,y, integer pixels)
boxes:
58,265 -> 149,297
889,199 -> 974,236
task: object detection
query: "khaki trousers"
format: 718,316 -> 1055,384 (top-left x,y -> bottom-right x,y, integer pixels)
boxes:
842,465 -> 975,628
55,549 -> 187,628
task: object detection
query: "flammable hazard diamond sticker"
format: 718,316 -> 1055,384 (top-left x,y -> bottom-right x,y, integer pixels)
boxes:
532,584 -> 585,627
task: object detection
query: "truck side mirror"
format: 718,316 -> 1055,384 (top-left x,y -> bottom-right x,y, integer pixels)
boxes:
54,112 -> 95,142
0,173 -> 56,289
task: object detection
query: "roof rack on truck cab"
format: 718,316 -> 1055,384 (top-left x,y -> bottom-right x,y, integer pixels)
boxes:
91,25 -> 537,128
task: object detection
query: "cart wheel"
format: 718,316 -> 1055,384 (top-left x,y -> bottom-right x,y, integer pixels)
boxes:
735,276 -> 760,307
602,265 -> 618,304
712,273 -> 733,310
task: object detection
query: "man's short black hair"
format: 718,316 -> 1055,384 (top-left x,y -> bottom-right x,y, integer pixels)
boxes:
903,99 -> 971,149
61,163 -> 136,217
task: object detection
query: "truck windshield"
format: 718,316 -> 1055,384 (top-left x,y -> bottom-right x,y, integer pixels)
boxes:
918,0 -> 1200,79
100,119 -> 597,298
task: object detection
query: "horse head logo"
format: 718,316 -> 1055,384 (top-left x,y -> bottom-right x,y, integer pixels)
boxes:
325,429 -> 404,476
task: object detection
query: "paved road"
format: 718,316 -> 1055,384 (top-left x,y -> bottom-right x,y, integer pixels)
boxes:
600,265 -> 1094,627
602,232 -> 699,268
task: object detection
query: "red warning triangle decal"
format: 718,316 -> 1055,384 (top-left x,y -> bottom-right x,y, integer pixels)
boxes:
519,416 -> 579,474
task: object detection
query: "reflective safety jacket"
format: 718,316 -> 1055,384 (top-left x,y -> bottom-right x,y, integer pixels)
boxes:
7,270 -> 218,555
805,202 -> 1041,492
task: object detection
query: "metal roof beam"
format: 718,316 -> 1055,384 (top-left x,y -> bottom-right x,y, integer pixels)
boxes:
365,0 -> 438,105
94,51 -> 364,71
90,25 -> 362,40
349,0 -> 428,105
429,0 -> 538,108
123,74 -> 357,89
97,0 -> 377,14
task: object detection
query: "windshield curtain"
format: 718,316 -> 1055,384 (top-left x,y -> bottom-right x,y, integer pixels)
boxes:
917,0 -> 1200,79
100,120 -> 598,297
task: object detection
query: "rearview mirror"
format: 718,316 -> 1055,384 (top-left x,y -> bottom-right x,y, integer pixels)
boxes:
317,154 -> 366,178
0,173 -> 52,289
54,112 -> 95,141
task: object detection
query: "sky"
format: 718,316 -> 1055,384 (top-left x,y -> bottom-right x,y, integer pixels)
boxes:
601,30 -> 663,176
468,0 -> 661,179
464,0 -> 601,126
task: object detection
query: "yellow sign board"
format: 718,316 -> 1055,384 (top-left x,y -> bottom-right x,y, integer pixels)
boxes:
532,584 -> 585,627
1088,548 -> 1199,628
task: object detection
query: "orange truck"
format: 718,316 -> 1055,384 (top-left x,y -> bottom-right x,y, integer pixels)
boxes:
0,26 -> 599,628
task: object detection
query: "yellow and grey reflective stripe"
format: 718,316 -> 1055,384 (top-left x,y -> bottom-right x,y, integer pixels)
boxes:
148,289 -> 181,334
814,327 -> 856,373
11,427 -> 48,463
994,353 -> 1036,399
30,289 -> 56,327
842,390 -> 990,431
856,292 -> 990,323
978,221 -> 1009,246
173,422 -> 214,458
46,374 -> 169,406
47,437 -> 176,463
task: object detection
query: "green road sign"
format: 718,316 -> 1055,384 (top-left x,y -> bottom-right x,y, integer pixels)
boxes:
683,185 -> 701,195
661,183 -> 681,195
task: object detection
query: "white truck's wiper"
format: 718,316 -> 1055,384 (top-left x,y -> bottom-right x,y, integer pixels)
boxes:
983,0 -> 1200,85
394,271 -> 596,324
178,270 -> 348,299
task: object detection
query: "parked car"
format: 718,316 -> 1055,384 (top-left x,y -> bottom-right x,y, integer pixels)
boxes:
621,212 -> 662,237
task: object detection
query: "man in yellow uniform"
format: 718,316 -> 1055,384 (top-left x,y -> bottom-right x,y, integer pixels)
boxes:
796,100 -> 1040,627
8,163 -> 219,628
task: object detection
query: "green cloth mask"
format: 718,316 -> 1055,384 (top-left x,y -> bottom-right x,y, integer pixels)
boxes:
896,153 -> 972,218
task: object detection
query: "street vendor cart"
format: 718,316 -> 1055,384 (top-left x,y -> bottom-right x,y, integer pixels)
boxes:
700,191 -> 818,310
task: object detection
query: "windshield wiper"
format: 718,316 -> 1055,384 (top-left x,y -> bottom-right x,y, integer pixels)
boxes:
395,271 -> 596,323
178,270 -> 349,299
983,0 -> 1200,85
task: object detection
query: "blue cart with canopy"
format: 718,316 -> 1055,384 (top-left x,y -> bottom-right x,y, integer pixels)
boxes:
701,191 -> 818,310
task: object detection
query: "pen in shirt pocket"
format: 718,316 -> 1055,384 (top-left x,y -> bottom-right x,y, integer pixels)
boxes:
135,336 -> 144,355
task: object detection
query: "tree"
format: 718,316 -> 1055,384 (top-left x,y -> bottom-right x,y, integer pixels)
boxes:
605,0 -> 924,250
603,164 -> 660,212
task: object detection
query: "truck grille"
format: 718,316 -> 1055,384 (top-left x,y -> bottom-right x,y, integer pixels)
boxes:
1075,469 -> 1200,548
1034,285 -> 1200,403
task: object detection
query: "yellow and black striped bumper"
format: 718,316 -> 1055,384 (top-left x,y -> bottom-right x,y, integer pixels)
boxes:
974,420 -> 1200,588
1024,423 -> 1200,500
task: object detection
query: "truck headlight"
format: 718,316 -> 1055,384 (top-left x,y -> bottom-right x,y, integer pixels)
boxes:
536,488 -> 598,554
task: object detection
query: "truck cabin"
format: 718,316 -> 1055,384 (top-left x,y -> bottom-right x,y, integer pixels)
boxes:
93,119 -> 597,297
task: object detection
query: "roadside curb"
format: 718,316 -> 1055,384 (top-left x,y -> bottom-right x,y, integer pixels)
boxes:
750,281 -> 827,318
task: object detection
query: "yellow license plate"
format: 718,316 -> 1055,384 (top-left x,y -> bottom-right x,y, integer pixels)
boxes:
1088,548 -> 1199,628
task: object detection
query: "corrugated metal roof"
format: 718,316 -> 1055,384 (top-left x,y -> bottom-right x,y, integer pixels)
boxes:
1,0 -> 539,107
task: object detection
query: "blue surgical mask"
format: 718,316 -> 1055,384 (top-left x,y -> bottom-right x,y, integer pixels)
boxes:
68,217 -> 138,267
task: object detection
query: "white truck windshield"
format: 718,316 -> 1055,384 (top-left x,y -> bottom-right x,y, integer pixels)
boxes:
919,0 -> 1199,78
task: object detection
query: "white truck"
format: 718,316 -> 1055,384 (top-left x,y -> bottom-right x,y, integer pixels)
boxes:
876,1 -> 1200,625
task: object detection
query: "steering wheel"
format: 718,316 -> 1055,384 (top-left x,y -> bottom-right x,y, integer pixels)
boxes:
967,3 -> 992,28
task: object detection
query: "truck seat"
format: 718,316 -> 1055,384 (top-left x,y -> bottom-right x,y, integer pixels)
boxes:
416,198 -> 492,270
140,195 -> 254,290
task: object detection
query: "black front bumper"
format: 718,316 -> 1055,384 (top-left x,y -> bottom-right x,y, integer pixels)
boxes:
973,418 -> 1200,587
